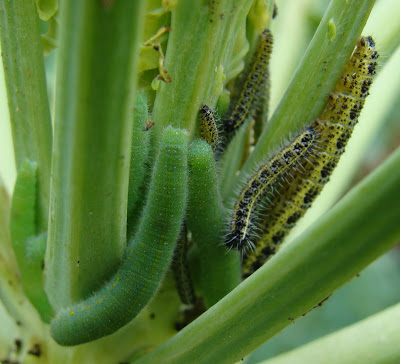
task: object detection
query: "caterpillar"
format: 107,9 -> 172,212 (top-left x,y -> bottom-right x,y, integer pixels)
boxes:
10,160 -> 54,322
225,128 -> 317,252
128,91 -> 151,218
50,127 -> 188,346
223,28 -> 273,143
172,224 -> 196,305
199,105 -> 220,153
241,35 -> 379,277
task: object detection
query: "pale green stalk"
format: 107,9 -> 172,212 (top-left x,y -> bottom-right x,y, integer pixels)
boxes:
45,0 -> 147,309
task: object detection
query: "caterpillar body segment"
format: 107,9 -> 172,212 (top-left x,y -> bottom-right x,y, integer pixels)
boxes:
187,140 -> 241,307
225,128 -> 317,252
223,29 -> 273,143
199,105 -> 220,154
10,160 -> 54,322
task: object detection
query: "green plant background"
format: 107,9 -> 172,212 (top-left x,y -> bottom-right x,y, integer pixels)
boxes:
1,0 -> 400,362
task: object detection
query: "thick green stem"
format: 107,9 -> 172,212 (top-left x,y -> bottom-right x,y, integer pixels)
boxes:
238,0 -> 376,184
0,0 -> 52,230
151,0 -> 254,145
136,146 -> 400,364
45,0 -> 147,309
262,302 -> 400,364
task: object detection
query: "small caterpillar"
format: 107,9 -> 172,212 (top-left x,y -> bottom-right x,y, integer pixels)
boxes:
223,29 -> 273,142
241,36 -> 379,277
172,225 -> 196,305
199,105 -> 220,153
225,128 -> 317,252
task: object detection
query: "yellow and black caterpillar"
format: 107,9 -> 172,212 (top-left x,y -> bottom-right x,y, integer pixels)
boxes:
199,105 -> 220,153
225,128 -> 317,252
225,36 -> 379,277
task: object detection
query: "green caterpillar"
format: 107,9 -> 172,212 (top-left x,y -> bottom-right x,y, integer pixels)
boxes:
242,36 -> 379,277
199,105 -> 220,154
51,126 -> 188,346
127,91 -> 151,218
187,140 -> 241,308
10,160 -> 54,323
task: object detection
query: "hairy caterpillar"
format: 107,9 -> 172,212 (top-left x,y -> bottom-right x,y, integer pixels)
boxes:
225,128 -> 317,252
199,105 -> 220,153
223,29 -> 273,142
241,36 -> 379,277
51,127 -> 188,346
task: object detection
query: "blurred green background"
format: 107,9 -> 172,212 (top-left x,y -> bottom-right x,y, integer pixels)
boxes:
0,0 -> 399,362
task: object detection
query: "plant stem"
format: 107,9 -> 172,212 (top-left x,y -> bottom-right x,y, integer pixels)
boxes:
0,0 -> 52,230
45,0 -> 147,309
136,146 -> 400,364
151,0 -> 254,145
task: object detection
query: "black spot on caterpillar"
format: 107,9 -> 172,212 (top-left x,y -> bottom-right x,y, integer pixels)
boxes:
223,29 -> 273,143
242,36 -> 379,277
199,105 -> 220,153
225,128 -> 317,252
